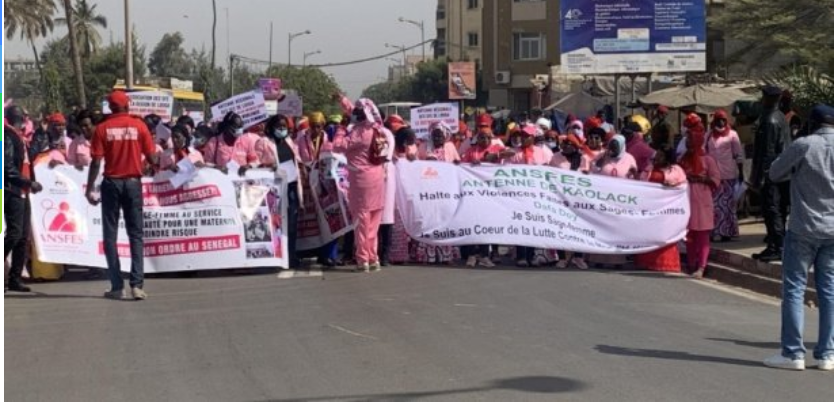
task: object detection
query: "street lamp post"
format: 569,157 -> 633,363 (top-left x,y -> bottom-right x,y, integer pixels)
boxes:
124,0 -> 133,89
385,43 -> 407,66
303,50 -> 321,67
398,17 -> 425,61
288,30 -> 312,66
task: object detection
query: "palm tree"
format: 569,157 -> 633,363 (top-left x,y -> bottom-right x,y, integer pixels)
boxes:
4,0 -> 58,87
60,0 -> 87,107
55,0 -> 107,57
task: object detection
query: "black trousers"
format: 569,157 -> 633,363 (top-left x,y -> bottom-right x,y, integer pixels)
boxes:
516,246 -> 535,262
461,245 -> 490,258
4,193 -> 30,283
761,180 -> 790,250
287,184 -> 300,268
101,178 -> 144,290
378,224 -> 392,262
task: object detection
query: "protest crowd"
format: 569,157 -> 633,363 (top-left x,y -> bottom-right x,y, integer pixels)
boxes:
4,84 -> 829,278
4,79 -> 834,371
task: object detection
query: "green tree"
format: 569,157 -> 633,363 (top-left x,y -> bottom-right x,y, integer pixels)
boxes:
55,0 -> 107,57
264,65 -> 344,114
710,0 -> 833,75
4,0 -> 58,88
766,65 -> 834,113
361,81 -> 407,105
405,58 -> 449,104
148,32 -> 193,78
60,0 -> 88,107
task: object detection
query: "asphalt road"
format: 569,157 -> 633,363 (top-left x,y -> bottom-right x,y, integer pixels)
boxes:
5,266 -> 833,402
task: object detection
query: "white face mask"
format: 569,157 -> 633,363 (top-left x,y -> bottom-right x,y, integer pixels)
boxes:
546,140 -> 557,149
274,128 -> 289,139
511,139 -> 523,148
233,128 -> 244,137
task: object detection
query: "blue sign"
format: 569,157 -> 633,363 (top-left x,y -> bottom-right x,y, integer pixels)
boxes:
560,0 -> 706,74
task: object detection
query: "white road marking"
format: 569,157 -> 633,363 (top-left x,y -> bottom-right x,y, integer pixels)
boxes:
327,324 -> 379,341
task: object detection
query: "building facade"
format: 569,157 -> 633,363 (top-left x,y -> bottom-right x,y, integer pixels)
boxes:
481,0 -> 559,111
435,0 -> 484,65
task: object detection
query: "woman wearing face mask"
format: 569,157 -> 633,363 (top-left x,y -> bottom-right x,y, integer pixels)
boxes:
591,135 -> 638,179
679,114 -> 721,279
548,133 -> 594,269
421,122 -> 461,163
635,146 -> 687,273
706,109 -> 743,242
202,112 -> 257,175
257,114 -> 304,268
159,125 -> 206,172
386,126 -> 418,265
501,124 -> 551,267
586,127 -> 606,161
455,120 -> 472,156
343,98 -> 389,273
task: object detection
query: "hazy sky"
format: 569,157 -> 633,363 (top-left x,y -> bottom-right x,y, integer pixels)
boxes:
5,0 -> 436,99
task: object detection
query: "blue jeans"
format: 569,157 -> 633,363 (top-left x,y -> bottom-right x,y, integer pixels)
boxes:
101,177 -> 145,291
781,232 -> 834,360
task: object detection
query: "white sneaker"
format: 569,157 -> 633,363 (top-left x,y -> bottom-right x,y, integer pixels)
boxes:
572,257 -> 589,270
516,259 -> 529,267
355,264 -> 370,273
370,262 -> 381,272
555,260 -> 568,269
466,256 -> 478,267
763,354 -> 805,371
478,257 -> 495,268
817,357 -> 834,371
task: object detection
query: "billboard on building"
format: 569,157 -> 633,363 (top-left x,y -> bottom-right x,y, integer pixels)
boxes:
448,62 -> 477,100
560,0 -> 706,75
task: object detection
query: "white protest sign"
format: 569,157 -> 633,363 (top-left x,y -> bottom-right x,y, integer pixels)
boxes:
211,90 -> 269,129
395,162 -> 690,254
102,91 -> 175,121
276,93 -> 304,117
409,103 -> 460,139
30,165 -> 289,271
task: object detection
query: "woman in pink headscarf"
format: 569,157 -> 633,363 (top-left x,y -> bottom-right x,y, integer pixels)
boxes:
344,98 -> 390,272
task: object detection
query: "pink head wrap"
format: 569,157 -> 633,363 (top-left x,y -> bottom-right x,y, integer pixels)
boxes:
429,121 -> 453,139
355,98 -> 383,125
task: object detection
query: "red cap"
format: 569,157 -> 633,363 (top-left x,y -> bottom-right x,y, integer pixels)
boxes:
476,113 -> 493,128
459,120 -> 468,133
385,114 -> 406,132
656,105 -> 669,114
47,113 -> 66,125
107,91 -> 131,110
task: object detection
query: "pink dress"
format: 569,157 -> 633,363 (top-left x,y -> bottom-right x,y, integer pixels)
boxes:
67,136 -> 92,166
420,142 -> 461,162
592,153 -> 638,178
684,155 -> 721,231
626,136 -> 655,179
202,135 -> 258,166
159,148 -> 205,170
296,130 -> 334,163
462,144 -> 504,163
345,125 -> 386,214
505,146 -> 552,165
706,130 -> 743,181
549,152 -> 596,172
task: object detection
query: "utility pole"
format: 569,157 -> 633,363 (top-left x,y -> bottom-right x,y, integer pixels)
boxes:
268,22 -> 273,68
229,55 -> 234,97
124,0 -> 133,89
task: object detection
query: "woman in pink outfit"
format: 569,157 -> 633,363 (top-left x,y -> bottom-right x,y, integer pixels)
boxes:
591,135 -> 638,179
679,114 -> 721,278
548,133 -> 594,269
502,124 -> 551,267
706,109 -> 743,241
67,110 -> 96,169
295,112 -> 333,164
588,134 -> 638,268
413,122 -> 461,265
344,98 -> 389,272
635,146 -> 688,272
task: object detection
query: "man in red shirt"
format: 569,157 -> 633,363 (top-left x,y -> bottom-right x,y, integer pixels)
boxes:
85,91 -> 158,301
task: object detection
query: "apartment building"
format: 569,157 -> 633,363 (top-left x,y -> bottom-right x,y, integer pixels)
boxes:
481,0 -> 559,111
435,0 -> 484,64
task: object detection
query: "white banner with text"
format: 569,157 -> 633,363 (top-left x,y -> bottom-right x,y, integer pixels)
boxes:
395,162 -> 690,254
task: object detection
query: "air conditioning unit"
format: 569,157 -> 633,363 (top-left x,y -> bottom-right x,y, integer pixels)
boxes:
495,71 -> 511,84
